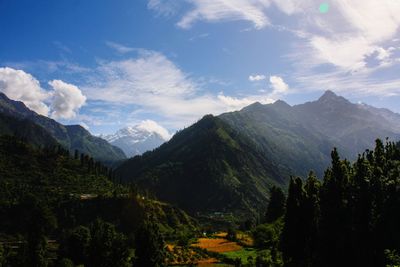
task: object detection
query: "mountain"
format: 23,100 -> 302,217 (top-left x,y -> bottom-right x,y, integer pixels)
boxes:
357,102 -> 400,132
220,90 -> 400,177
116,115 -> 288,217
0,92 -> 126,162
0,112 -> 59,148
101,125 -> 168,158
116,91 -> 400,217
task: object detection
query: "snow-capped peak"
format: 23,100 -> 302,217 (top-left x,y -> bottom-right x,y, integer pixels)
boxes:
136,120 -> 172,140
100,120 -> 171,157
102,120 -> 171,143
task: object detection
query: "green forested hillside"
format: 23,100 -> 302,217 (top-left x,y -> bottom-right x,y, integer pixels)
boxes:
220,100 -> 333,177
0,113 -> 59,148
116,115 -> 288,217
0,136 -> 197,266
0,92 -> 126,163
0,135 -> 117,206
220,91 -> 400,177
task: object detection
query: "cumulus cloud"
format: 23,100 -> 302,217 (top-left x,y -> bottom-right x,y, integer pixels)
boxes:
217,94 -> 255,109
249,74 -> 266,81
137,120 -> 172,140
0,67 -> 50,115
49,80 -> 86,119
269,75 -> 289,95
0,67 -> 86,119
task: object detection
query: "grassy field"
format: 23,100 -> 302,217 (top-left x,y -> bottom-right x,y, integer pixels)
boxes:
222,248 -> 258,264
168,232 -> 256,266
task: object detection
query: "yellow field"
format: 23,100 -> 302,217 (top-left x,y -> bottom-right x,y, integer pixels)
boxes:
192,237 -> 242,253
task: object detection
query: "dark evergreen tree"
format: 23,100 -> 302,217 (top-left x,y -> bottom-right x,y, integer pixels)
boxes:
350,155 -> 374,266
265,186 -> 286,223
60,226 -> 91,266
318,148 -> 352,266
301,172 -> 320,266
23,196 -> 57,267
88,219 -> 131,267
135,220 -> 166,267
281,177 -> 305,266
0,244 -> 5,267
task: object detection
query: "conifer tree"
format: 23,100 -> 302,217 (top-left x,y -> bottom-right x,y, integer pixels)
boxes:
281,177 -> 305,266
265,186 -> 286,223
135,220 -> 166,267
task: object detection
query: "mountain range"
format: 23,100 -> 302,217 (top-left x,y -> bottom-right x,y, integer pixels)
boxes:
116,91 -> 400,216
0,92 -> 126,163
221,90 -> 400,177
1,89 -> 400,217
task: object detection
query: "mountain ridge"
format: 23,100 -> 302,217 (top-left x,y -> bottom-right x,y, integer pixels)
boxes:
0,92 -> 126,162
221,90 -> 400,176
116,114 -> 288,217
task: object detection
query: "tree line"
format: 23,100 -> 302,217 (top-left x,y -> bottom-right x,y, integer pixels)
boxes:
258,139 -> 400,267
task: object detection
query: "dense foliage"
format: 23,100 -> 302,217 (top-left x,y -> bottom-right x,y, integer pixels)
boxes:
0,136 -> 118,207
279,139 -> 400,266
0,136 -> 196,266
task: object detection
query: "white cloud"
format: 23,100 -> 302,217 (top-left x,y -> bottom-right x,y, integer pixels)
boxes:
83,50 -> 280,128
0,67 -> 50,115
105,41 -> 135,54
49,80 -> 86,119
80,122 -> 90,130
176,0 -> 270,29
217,94 -> 254,109
249,74 -> 266,81
147,0 -> 180,16
293,69 -> 400,98
87,50 -> 196,102
137,120 -> 172,140
288,1 -> 400,73
269,75 -> 289,95
148,0 -> 400,97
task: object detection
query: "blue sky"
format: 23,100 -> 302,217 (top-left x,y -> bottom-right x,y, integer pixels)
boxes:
1,0 -> 400,135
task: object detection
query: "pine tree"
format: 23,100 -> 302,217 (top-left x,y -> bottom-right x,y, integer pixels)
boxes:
265,186 -> 286,223
281,177 -> 305,266
135,220 -> 166,267
23,196 -> 57,267
88,219 -> 131,267
351,155 -> 373,266
318,149 -> 356,266
302,172 -> 320,266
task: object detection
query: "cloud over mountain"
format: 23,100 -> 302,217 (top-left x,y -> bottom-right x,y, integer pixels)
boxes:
49,80 -> 86,119
0,67 -> 86,119
0,67 -> 50,115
